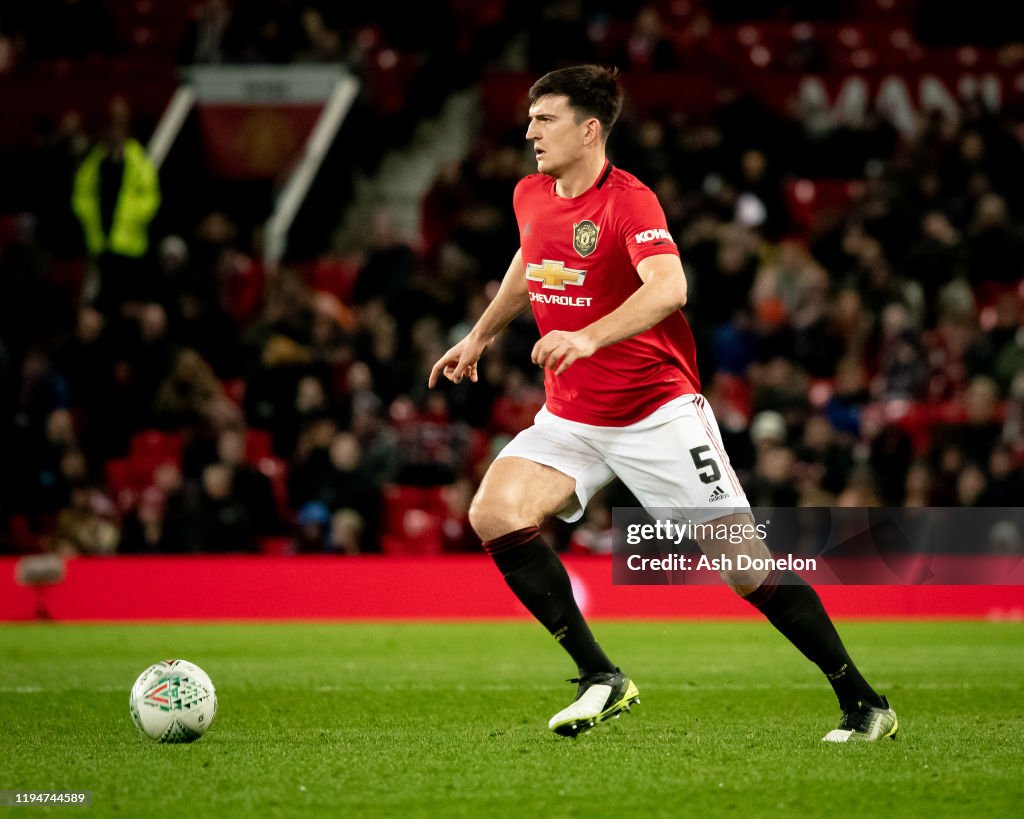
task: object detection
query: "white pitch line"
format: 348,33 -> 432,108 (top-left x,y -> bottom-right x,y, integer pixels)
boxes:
0,685 -> 124,694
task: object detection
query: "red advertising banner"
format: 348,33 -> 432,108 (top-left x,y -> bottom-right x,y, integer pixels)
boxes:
2,556 -> 1023,622
197,103 -> 322,180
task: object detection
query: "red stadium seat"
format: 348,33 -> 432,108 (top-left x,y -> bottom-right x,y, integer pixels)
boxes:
259,537 -> 294,557
380,485 -> 447,555
258,457 -> 291,520
245,429 -> 274,464
221,378 -> 247,406
221,257 -> 265,325
127,431 -> 182,487
105,457 -> 140,512
7,514 -> 40,553
784,179 -> 863,236
129,429 -> 183,463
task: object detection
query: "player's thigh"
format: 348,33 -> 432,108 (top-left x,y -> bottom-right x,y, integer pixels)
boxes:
471,413 -> 614,539
605,396 -> 747,520
470,457 -> 578,541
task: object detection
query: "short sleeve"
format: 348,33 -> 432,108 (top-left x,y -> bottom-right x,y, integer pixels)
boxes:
619,186 -> 680,268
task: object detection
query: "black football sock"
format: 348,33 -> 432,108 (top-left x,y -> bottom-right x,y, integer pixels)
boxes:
744,568 -> 884,710
483,527 -> 616,677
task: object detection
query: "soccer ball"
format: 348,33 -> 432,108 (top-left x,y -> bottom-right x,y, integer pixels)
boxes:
129,659 -> 217,743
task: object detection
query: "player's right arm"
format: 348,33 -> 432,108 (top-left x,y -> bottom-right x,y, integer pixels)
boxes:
428,248 -> 529,387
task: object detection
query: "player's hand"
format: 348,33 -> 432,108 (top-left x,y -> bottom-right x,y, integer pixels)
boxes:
428,336 -> 489,387
531,330 -> 598,375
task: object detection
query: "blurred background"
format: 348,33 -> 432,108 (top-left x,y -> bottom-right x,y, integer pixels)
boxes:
1,0 -> 1023,561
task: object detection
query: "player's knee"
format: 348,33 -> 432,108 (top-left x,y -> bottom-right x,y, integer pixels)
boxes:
468,492 -> 532,542
717,554 -> 769,596
720,568 -> 766,598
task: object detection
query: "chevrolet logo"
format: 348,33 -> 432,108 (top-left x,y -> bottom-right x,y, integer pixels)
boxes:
525,259 -> 586,290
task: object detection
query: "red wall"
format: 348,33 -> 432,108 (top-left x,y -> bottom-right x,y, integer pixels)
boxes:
2,556 -> 1023,621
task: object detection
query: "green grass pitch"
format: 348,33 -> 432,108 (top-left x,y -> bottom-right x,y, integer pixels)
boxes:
1,620 -> 1022,817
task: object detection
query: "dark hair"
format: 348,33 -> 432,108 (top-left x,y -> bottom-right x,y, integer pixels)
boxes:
528,65 -> 624,140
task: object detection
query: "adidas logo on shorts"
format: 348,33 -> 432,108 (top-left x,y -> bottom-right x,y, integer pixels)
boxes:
708,486 -> 728,502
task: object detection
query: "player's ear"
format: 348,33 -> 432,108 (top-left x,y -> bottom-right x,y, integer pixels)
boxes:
584,117 -> 601,147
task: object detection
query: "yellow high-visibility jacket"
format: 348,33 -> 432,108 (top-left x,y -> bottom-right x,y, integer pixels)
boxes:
72,138 -> 161,258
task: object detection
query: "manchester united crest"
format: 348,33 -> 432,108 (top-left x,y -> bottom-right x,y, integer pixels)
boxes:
573,220 -> 600,257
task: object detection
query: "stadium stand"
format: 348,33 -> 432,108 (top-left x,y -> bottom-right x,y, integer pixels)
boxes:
1,0 -> 1022,556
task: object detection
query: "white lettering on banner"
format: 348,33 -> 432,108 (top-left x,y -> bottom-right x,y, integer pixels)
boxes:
798,73 -> 1006,136
530,292 -> 593,307
634,228 -> 673,244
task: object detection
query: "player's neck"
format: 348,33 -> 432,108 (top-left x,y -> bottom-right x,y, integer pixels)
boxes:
553,153 -> 607,199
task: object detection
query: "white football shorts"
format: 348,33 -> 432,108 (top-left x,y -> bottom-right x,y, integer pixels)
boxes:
495,394 -> 750,524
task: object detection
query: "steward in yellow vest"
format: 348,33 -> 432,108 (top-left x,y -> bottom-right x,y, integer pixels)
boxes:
72,137 -> 160,259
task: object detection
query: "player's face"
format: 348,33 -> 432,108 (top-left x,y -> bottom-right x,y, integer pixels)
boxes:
526,95 -> 590,177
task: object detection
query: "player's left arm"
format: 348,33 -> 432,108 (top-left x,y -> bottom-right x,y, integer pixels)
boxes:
531,253 -> 686,375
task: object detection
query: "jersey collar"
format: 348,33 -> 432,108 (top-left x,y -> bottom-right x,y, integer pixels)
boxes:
549,159 -> 613,201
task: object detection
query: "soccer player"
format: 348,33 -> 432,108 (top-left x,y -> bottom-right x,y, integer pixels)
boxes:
428,65 -> 897,743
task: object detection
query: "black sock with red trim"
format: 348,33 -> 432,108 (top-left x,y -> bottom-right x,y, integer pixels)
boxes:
483,526 -> 616,677
744,568 -> 884,710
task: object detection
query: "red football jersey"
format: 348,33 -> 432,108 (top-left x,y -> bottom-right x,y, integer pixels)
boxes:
513,161 -> 700,426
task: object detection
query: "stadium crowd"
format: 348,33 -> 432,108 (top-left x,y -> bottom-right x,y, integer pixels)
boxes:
1,0 -> 1023,557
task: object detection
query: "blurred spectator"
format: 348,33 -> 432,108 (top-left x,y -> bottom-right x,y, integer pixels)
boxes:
835,464 -> 883,508
288,430 -> 379,533
903,461 -> 935,507
296,7 -> 344,63
0,214 -> 58,360
50,485 -> 119,556
181,462 -> 255,552
329,508 -> 365,554
26,408 -> 83,516
745,444 -> 799,506
71,98 -> 160,313
391,393 -> 473,486
440,477 -> 475,552
622,6 -> 677,73
154,348 -> 239,432
352,211 -> 416,309
868,425 -> 914,506
956,462 -> 988,507
119,486 -> 184,554
52,307 -> 113,441
875,304 -> 927,400
979,444 -> 1024,506
31,110 -> 91,259
294,500 -> 330,552
988,521 -> 1024,556
178,0 -> 240,65
904,211 -> 967,319
216,427 -> 281,536
795,415 -> 852,496
244,333 -> 314,453
939,375 -> 1003,456
966,194 -> 1024,284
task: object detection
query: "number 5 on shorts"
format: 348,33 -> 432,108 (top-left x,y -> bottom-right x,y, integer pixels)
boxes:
689,445 -> 722,484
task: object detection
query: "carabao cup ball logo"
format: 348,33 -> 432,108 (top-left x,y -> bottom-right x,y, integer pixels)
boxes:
573,220 -> 599,257
130,659 -> 217,743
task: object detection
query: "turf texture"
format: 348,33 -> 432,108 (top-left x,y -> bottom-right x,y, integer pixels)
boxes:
1,620 -> 1022,817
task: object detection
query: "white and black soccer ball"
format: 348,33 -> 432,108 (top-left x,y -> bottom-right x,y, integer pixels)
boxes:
129,659 -> 217,743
